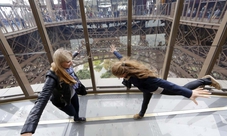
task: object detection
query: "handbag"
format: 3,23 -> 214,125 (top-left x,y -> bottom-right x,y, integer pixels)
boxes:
76,83 -> 87,95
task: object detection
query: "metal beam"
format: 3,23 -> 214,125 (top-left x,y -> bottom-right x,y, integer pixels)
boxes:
28,0 -> 53,63
78,0 -> 97,91
127,0 -> 132,57
161,0 -> 184,79
198,11 -> 227,78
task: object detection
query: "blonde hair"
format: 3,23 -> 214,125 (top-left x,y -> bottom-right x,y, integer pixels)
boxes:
50,48 -> 76,84
111,57 -> 157,79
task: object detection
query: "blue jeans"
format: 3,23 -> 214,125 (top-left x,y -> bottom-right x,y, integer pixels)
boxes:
60,93 -> 80,119
139,77 -> 212,116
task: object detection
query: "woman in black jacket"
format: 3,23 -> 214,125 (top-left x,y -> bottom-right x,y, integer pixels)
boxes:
110,44 -> 222,119
21,48 -> 86,136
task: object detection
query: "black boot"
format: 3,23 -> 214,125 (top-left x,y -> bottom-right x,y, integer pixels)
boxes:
74,117 -> 86,123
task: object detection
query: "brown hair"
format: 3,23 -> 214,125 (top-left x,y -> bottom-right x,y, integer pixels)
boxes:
111,57 -> 157,79
50,48 -> 76,84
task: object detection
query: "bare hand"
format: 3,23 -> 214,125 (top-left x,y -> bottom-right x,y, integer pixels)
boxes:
190,88 -> 211,105
21,133 -> 32,136
110,44 -> 117,53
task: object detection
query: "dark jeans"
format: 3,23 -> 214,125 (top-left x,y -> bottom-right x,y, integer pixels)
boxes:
139,78 -> 212,116
60,93 -> 80,119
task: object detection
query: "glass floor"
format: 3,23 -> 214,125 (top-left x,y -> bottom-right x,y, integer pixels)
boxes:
0,93 -> 227,136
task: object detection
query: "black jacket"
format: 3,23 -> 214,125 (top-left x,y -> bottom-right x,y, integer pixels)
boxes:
21,70 -> 73,134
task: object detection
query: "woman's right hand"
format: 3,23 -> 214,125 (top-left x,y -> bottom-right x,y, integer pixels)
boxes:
21,133 -> 32,136
110,44 -> 117,53
190,88 -> 211,105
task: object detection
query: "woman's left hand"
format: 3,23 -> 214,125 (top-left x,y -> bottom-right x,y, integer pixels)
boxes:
110,44 -> 117,53
190,88 -> 211,105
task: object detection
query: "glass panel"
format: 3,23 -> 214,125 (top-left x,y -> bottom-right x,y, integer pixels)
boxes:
73,39 -> 91,89
16,52 -> 49,84
5,28 -> 49,87
211,45 -> 227,80
47,25 -> 92,87
0,54 -> 21,97
91,36 -> 127,89
171,46 -> 211,78
0,53 -> 18,87
130,17 -> 166,77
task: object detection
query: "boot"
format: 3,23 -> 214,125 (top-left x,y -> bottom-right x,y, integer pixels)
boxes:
74,117 -> 86,123
133,114 -> 143,120
202,75 -> 222,90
